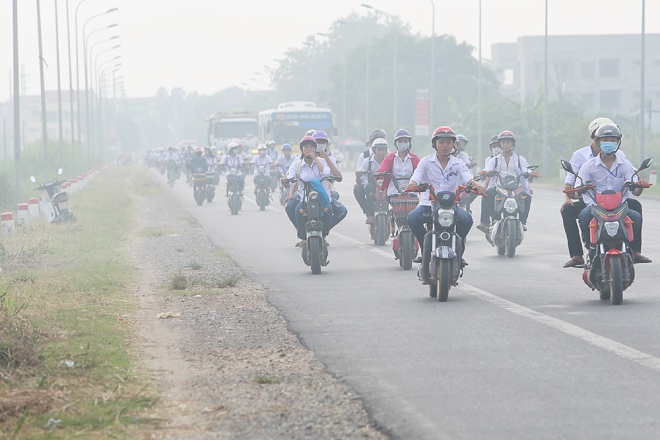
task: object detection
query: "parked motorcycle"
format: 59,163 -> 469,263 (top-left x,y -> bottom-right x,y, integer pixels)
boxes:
478,166 -> 539,258
287,175 -> 338,274
406,183 -> 479,301
374,172 -> 419,270
225,167 -> 243,215
30,168 -> 76,223
254,166 -> 271,211
561,158 -> 652,305
192,166 -> 207,206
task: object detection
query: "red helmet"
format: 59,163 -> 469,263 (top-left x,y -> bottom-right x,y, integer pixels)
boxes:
195,147 -> 202,153
431,126 -> 456,149
299,135 -> 317,149
497,130 -> 516,144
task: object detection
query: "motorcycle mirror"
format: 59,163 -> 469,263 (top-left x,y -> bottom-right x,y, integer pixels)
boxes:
57,168 -> 63,176
560,159 -> 575,175
30,176 -> 36,183
638,158 -> 653,172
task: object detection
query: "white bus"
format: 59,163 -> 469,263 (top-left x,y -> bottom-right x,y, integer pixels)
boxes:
257,102 -> 334,147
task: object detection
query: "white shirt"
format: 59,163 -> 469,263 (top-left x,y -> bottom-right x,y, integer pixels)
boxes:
358,155 -> 382,187
565,144 -> 629,186
453,151 -> 470,166
275,154 -> 295,173
386,153 -> 415,196
355,148 -> 372,172
410,154 -> 473,207
286,157 -> 331,200
252,154 -> 272,175
576,152 -> 638,206
220,155 -> 244,176
483,152 -> 531,193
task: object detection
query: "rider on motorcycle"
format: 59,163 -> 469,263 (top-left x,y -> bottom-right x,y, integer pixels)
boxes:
575,123 -> 650,264
376,128 -> 420,198
477,130 -> 533,233
357,138 -> 389,225
354,129 -> 387,223
313,130 -> 348,240
252,144 -> 273,188
275,143 -> 295,175
266,140 -> 279,162
453,134 -> 477,169
406,126 -> 483,264
219,142 -> 245,196
561,118 -> 650,267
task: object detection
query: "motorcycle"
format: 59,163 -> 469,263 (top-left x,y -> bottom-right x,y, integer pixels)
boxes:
478,166 -> 539,258
561,158 -> 652,305
254,166 -> 271,211
374,172 -> 419,270
225,167 -> 243,215
286,175 -> 338,274
269,168 -> 281,192
166,160 -> 178,188
365,171 -> 390,246
192,166 -> 207,206
205,169 -> 216,203
30,168 -> 76,223
406,183 -> 480,301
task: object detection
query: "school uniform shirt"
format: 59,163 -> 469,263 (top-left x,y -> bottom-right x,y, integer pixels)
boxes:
275,154 -> 295,174
220,155 -> 244,176
453,151 -> 471,166
358,155 -> 383,187
483,152 -> 531,193
576,152 -> 638,207
565,144 -> 629,186
251,155 -> 272,175
355,148 -> 373,185
286,156 -> 331,200
410,154 -> 473,207
377,152 -> 419,196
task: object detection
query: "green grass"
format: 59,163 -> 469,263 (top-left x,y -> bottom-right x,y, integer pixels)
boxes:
0,165 -> 160,438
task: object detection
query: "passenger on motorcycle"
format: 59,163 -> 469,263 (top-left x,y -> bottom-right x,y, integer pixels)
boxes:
575,124 -> 650,264
485,135 -> 502,167
561,118 -> 649,267
313,130 -> 348,239
406,126 -> 482,264
275,143 -> 295,175
453,134 -> 477,169
357,138 -> 389,225
219,142 -> 245,196
266,140 -> 279,162
354,129 -> 387,222
283,136 -> 332,246
252,144 -> 273,187
165,146 -> 180,175
376,128 -> 420,198
477,130 -> 533,233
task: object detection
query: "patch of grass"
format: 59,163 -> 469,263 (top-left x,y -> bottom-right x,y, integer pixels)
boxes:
190,261 -> 203,270
185,214 -> 199,226
0,165 -> 159,437
163,289 -> 228,297
138,226 -> 172,238
254,375 -> 281,385
209,274 -> 241,289
170,274 -> 189,290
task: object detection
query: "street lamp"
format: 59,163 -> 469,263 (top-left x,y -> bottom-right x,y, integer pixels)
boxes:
318,32 -> 347,138
36,0 -> 50,176
96,55 -> 121,154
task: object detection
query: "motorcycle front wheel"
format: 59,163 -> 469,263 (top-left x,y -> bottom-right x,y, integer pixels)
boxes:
609,257 -> 624,305
375,215 -> 388,246
400,231 -> 414,270
506,221 -> 517,258
434,259 -> 451,302
195,188 -> 204,206
309,236 -> 323,274
258,190 -> 267,211
230,193 -> 240,215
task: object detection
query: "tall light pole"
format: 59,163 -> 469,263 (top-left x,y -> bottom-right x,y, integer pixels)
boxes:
477,0 -> 482,165
430,0 -> 435,132
12,0 -> 21,204
36,0 -> 49,176
95,54 -> 121,155
542,0 -> 548,175
66,0 -> 75,150
54,0 -> 64,167
318,32 -> 347,138
362,3 -> 398,129
640,0 -> 646,162
74,0 -> 93,160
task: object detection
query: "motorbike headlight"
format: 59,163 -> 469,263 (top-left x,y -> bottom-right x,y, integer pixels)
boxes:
230,168 -> 238,175
604,221 -> 619,237
504,199 -> 518,213
437,208 -> 454,227
309,192 -> 318,201
258,165 -> 265,173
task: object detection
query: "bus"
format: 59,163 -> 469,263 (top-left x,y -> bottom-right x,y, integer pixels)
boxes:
257,101 -> 334,147
207,111 -> 258,151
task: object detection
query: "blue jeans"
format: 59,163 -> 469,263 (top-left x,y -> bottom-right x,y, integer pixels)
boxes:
408,205 -> 473,253
578,205 -> 642,253
285,195 -> 301,228
328,199 -> 347,233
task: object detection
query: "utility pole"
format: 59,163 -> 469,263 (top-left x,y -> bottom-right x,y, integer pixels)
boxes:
37,0 -> 50,176
13,0 -> 22,204
640,0 -> 646,162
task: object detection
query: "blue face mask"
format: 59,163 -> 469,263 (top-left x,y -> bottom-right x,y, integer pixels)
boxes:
600,141 -> 618,154
396,141 -> 410,151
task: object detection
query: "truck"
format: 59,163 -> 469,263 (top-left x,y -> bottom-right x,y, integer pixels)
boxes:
207,111 -> 258,151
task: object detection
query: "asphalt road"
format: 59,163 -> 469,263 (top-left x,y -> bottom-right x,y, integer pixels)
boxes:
167,172 -> 660,440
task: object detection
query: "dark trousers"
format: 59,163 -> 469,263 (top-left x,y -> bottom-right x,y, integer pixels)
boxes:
353,184 -> 369,216
481,187 -> 532,225
408,205 -> 473,254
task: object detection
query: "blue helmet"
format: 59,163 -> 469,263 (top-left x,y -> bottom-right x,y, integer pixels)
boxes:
394,129 -> 412,142
281,143 -> 292,150
312,130 -> 329,142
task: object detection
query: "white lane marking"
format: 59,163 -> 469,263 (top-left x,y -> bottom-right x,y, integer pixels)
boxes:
458,282 -> 660,374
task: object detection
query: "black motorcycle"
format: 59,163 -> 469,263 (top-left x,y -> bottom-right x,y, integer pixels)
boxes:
254,166 -> 271,211
226,167 -> 243,215
192,166 -> 207,206
30,168 -> 76,223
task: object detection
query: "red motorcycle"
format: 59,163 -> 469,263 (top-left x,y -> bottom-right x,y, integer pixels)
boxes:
561,158 -> 652,305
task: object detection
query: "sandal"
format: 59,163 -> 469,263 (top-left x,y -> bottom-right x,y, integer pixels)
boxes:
634,253 -> 652,264
563,256 -> 585,268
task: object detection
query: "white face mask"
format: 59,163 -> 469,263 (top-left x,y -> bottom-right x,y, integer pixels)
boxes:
491,147 -> 502,156
396,141 -> 410,151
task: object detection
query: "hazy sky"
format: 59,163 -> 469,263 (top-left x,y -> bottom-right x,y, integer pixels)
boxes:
1,0 -> 658,103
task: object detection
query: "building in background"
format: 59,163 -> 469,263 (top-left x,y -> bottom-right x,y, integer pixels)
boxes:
491,33 -> 660,131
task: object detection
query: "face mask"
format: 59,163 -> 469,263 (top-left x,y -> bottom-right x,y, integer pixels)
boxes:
396,141 -> 410,151
600,141 -> 618,154
491,147 -> 502,156
315,143 -> 326,152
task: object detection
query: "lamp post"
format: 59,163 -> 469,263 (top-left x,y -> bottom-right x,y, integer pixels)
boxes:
430,0 -> 435,134
95,55 -> 121,155
36,0 -> 50,176
640,0 -> 646,162
84,21 -> 118,165
477,0 -> 482,165
318,32 -> 347,138
542,0 -> 548,174
12,0 -> 21,205
74,0 -> 93,159
362,3 -> 398,129
54,0 -> 64,168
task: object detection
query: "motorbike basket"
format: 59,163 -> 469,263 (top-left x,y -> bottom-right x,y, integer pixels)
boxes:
390,196 -> 418,228
52,191 -> 69,204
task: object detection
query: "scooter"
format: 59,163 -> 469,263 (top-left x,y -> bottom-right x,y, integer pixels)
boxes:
365,171 -> 390,246
226,168 -> 243,215
192,166 -> 207,206
254,166 -> 271,211
30,168 -> 76,224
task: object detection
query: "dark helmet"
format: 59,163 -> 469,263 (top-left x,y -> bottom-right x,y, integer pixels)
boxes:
594,123 -> 622,140
489,134 -> 499,146
367,128 -> 387,145
456,134 -> 469,144
497,130 -> 516,144
299,135 -> 317,149
431,126 -> 457,145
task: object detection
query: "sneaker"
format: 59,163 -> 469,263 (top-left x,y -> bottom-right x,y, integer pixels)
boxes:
476,224 -> 490,234
563,256 -> 585,268
461,258 -> 468,268
295,240 -> 306,248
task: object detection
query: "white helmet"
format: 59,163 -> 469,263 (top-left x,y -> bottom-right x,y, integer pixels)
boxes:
588,117 -> 613,139
372,138 -> 388,150
227,141 -> 239,153
257,143 -> 267,151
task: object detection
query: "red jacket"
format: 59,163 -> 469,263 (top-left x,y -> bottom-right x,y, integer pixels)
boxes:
376,152 -> 421,191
